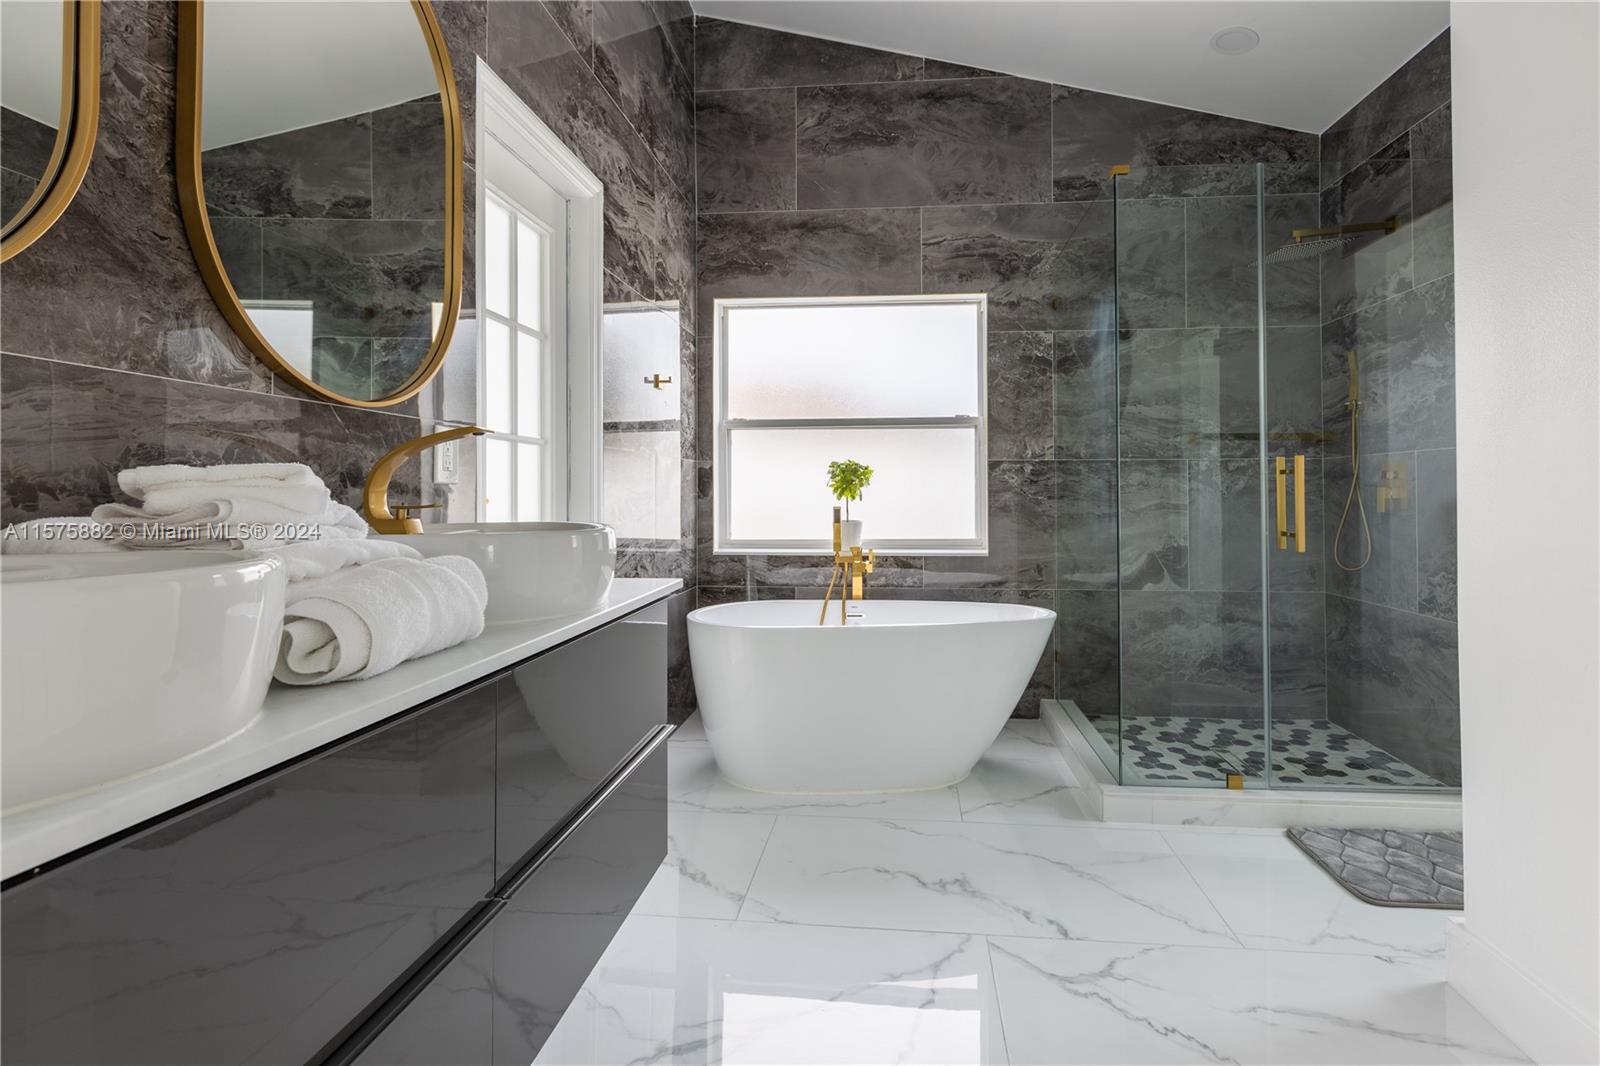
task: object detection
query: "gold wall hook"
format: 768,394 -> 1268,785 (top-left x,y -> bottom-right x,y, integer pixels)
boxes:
644,374 -> 673,389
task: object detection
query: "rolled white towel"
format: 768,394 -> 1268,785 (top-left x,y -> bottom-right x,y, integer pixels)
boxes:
273,555 -> 488,686
115,463 -> 333,521
0,517 -> 126,554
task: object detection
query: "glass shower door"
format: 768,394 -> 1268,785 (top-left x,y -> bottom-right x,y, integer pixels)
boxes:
1108,163 -> 1274,788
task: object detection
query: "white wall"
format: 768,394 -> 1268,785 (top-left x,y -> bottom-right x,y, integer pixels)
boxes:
1449,4 -> 1600,1063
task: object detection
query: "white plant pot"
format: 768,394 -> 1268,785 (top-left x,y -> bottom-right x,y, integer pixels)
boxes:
839,519 -> 863,549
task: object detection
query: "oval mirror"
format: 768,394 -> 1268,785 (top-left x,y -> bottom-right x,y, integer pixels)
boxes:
0,0 -> 100,262
177,0 -> 463,407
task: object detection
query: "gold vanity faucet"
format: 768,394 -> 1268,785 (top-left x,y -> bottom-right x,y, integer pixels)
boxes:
362,425 -> 485,534
818,506 -> 875,625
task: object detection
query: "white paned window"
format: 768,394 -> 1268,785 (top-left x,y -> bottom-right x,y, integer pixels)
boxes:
480,185 -> 563,521
713,295 -> 988,554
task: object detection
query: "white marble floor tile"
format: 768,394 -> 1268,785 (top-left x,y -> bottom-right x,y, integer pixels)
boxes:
535,914 -> 1008,1065
988,936 -> 1526,1064
957,753 -> 1096,826
632,812 -> 776,920
984,720 -> 1069,764
670,742 -> 965,822
741,817 -> 1238,947
1162,829 -> 1451,958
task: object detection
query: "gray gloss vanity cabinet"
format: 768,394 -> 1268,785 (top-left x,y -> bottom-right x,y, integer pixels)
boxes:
1,600 -> 670,1066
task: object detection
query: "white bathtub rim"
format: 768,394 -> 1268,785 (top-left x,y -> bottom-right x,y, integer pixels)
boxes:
688,599 -> 1056,630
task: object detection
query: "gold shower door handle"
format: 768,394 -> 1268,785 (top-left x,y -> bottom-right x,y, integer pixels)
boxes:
1275,455 -> 1308,553
1275,457 -> 1289,549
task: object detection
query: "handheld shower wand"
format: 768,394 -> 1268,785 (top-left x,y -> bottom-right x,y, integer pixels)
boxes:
1332,350 -> 1372,571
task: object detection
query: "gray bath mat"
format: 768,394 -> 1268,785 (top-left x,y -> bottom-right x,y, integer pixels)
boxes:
1287,828 -> 1464,909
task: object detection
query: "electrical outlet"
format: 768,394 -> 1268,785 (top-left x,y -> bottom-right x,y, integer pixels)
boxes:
434,439 -> 459,485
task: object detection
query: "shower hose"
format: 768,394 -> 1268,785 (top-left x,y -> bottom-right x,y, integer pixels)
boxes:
1333,389 -> 1373,572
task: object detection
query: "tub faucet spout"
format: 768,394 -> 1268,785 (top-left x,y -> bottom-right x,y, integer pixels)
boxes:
819,506 -> 875,625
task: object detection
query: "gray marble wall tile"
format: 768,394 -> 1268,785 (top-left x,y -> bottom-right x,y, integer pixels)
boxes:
653,180 -> 695,333
648,2 -> 694,74
1118,460 -> 1188,590
1325,593 -> 1460,785
1117,327 -> 1259,459
435,1 -> 485,168
923,58 -> 1006,79
1113,199 -> 1186,328
595,0 -> 694,188
1321,30 -> 1450,189
921,201 -> 1114,331
371,97 -> 447,220
795,78 -> 1050,209
1052,330 -> 1117,460
1055,461 -> 1117,590
1410,103 -> 1453,287
1271,591 -> 1328,717
1415,448 -> 1457,622
202,113 -> 373,220
0,2 -> 268,392
925,462 -> 1055,588
1,356 -> 425,527
1188,458 -> 1323,593
1320,136 -> 1413,321
696,208 -> 920,325
1052,86 -> 1317,202
1321,276 -> 1455,454
542,1 -> 594,60
1185,194 -> 1320,328
1323,452 -> 1420,612
695,17 -> 922,90
696,585 -> 797,607
1264,326 -> 1326,458
1,166 -> 37,225
1120,590 -> 1266,719
987,331 -> 1053,461
1055,589 -> 1120,721
696,89 -> 797,213
488,0 -> 664,300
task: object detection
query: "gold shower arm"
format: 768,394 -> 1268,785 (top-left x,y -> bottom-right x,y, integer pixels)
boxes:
1290,217 -> 1400,244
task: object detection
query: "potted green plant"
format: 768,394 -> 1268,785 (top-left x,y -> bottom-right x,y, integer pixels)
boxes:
827,459 -> 874,549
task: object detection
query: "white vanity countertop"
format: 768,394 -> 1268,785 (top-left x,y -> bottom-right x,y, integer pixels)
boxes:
1,577 -> 682,882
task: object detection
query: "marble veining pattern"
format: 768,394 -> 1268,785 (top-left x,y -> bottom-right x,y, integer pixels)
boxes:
532,720 -> 1521,1064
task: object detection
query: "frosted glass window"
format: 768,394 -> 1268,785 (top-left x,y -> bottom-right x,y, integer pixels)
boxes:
480,189 -> 559,524
516,220 -> 542,329
728,427 -> 977,543
713,294 -> 987,554
484,319 -> 511,434
485,199 -> 511,318
725,301 -> 982,419
484,438 -> 511,522
516,331 -> 542,438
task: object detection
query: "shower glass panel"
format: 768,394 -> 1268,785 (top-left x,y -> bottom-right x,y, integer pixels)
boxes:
1105,164 -> 1275,788
1063,162 -> 1461,792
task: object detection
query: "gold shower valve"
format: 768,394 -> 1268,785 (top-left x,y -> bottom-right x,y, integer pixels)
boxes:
1376,462 -> 1410,513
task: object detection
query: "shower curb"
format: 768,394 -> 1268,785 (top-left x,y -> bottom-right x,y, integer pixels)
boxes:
1041,700 -> 1463,832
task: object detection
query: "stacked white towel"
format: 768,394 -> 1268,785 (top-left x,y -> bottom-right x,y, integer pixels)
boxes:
274,554 -> 489,686
89,462 -> 369,548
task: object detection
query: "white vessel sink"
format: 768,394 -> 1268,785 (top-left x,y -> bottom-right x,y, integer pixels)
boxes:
1,551 -> 287,812
381,522 -> 616,623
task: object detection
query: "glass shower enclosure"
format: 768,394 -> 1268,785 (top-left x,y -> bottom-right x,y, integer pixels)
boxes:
1057,163 -> 1458,793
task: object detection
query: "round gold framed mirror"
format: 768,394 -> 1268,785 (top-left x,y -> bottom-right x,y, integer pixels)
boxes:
0,0 -> 101,263
175,0 -> 463,408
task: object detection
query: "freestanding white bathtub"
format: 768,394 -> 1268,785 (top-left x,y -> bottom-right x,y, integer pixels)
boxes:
687,599 -> 1055,792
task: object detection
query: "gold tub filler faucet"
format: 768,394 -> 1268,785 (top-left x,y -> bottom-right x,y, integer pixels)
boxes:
818,505 -> 875,625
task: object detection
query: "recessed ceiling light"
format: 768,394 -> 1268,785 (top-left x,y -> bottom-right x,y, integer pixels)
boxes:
1210,26 -> 1261,56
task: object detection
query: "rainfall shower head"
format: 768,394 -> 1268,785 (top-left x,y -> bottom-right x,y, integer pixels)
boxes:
1261,217 -> 1401,263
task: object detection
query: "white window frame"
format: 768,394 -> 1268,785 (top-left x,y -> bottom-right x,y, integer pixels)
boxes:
473,58 -> 604,522
712,293 -> 989,556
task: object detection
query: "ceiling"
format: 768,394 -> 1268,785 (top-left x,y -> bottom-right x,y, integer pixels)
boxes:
690,1 -> 1449,133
